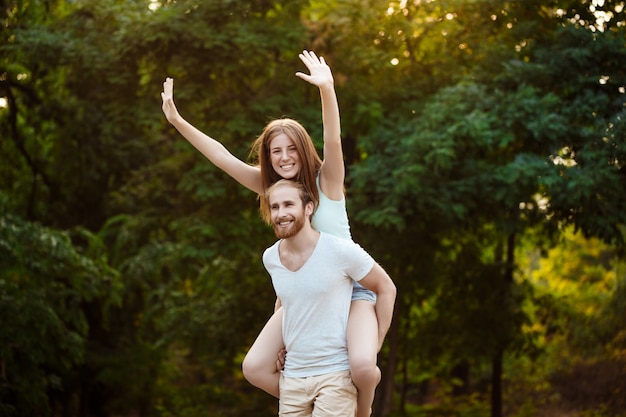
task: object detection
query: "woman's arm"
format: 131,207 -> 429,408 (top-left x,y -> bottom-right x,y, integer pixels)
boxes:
295,51 -> 345,200
161,78 -> 263,194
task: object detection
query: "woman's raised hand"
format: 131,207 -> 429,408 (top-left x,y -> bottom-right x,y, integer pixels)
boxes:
161,77 -> 180,123
295,50 -> 334,88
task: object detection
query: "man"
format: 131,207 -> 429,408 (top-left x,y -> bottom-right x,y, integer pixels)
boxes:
261,179 -> 396,417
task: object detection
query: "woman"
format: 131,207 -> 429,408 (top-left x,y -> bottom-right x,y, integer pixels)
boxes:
161,50 -> 380,417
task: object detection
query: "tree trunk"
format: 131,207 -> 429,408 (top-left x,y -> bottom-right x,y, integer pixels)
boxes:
451,360 -> 470,396
491,349 -> 503,417
491,232 -> 515,417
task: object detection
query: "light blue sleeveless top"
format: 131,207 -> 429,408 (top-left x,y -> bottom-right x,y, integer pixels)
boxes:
311,174 -> 351,241
310,174 -> 375,302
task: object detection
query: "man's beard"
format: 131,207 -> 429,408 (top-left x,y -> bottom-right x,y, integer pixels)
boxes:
272,214 -> 305,239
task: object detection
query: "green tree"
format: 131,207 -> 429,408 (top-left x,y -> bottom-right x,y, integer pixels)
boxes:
2,0 -> 626,416
2,0 -> 312,415
0,205 -> 121,416
516,228 -> 626,415
320,1 -> 626,416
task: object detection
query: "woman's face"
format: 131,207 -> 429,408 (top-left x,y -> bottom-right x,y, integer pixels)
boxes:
269,133 -> 300,179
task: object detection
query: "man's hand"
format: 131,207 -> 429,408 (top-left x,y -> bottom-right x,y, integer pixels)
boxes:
276,348 -> 286,372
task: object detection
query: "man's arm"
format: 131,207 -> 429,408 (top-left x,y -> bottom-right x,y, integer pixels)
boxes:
358,263 -> 397,351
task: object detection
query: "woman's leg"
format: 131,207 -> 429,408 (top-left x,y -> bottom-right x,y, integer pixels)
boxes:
242,307 -> 285,398
347,300 -> 380,417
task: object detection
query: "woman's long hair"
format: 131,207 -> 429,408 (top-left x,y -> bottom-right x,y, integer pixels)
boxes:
250,118 -> 322,224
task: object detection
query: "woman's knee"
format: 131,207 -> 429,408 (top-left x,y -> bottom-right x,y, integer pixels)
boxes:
242,353 -> 264,383
350,357 -> 379,383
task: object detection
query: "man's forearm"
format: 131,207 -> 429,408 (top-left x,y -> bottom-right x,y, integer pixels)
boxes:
374,287 -> 396,350
358,262 -> 397,350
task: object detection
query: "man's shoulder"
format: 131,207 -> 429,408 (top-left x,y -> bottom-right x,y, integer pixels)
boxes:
317,232 -> 374,279
319,231 -> 347,245
318,232 -> 363,253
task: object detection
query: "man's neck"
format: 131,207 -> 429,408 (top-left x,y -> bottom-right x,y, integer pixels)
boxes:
278,225 -> 320,272
281,224 -> 320,253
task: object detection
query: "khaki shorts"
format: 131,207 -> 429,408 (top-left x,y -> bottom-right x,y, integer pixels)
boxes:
279,370 -> 357,417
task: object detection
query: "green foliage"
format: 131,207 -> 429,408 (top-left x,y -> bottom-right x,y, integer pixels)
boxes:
2,0 -> 626,416
519,228 -> 618,354
392,393 -> 490,417
342,1 -> 626,416
508,228 -> 626,415
0,206 -> 121,416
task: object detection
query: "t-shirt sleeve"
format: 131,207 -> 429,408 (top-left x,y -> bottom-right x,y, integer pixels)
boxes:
262,247 -> 270,269
262,242 -> 280,271
339,240 -> 375,282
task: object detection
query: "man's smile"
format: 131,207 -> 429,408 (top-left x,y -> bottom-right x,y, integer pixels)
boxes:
276,217 -> 294,227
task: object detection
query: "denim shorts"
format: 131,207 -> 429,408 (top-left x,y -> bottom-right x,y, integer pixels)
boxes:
352,281 -> 376,303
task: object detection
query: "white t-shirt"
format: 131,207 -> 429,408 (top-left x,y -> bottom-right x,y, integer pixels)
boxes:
263,232 -> 374,377
311,174 -> 373,298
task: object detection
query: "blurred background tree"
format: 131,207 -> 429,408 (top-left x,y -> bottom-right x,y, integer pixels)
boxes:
1,0 -> 625,416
